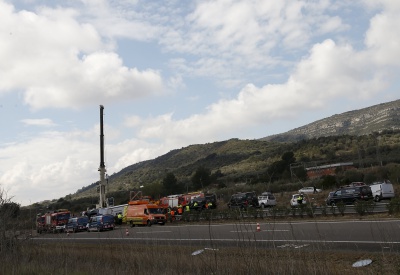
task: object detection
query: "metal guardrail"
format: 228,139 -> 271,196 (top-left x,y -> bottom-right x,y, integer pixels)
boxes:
167,202 -> 391,222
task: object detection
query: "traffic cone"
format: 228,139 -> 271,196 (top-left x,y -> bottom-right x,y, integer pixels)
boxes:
256,223 -> 261,232
125,228 -> 129,236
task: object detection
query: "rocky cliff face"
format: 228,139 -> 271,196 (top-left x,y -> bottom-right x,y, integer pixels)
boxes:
262,99 -> 400,142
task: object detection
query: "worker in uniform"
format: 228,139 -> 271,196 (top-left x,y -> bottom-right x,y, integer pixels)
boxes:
117,212 -> 123,225
170,208 -> 175,222
177,204 -> 183,215
184,204 -> 190,222
207,201 -> 213,209
297,194 -> 303,206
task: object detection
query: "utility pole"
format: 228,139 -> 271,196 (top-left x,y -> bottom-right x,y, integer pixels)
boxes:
98,105 -> 107,208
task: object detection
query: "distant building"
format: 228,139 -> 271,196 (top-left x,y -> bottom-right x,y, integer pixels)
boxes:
305,162 -> 355,179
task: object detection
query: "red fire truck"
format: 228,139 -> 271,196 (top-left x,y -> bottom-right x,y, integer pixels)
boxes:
36,209 -> 71,234
158,192 -> 204,209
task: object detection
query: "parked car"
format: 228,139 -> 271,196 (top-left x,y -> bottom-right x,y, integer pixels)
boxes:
370,181 -> 395,202
326,185 -> 373,206
258,194 -> 276,208
87,214 -> 115,232
298,186 -> 322,193
290,194 -> 307,207
228,192 -> 259,209
65,216 -> 89,233
325,192 -> 335,206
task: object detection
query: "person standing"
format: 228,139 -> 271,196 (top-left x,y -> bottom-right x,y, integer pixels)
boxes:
117,212 -> 123,225
184,204 -> 190,222
177,205 -> 183,215
297,194 -> 303,206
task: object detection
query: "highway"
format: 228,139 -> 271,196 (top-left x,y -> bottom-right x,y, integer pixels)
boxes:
32,218 -> 400,253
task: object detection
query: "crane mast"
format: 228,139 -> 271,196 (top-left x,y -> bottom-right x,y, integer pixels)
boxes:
98,105 -> 107,208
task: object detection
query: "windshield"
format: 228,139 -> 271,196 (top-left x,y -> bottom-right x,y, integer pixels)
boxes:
148,208 -> 164,214
57,213 -> 70,220
68,218 -> 78,223
102,215 -> 114,223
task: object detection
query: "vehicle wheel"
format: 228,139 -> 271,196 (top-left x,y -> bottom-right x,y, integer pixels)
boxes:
147,220 -> 152,227
160,222 -> 165,226
330,202 -> 336,206
374,196 -> 380,202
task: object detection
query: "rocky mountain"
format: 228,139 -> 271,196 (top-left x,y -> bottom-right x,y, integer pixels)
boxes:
261,99 -> 400,142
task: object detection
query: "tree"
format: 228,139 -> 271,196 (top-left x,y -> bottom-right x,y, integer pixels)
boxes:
0,202 -> 20,218
141,182 -> 164,199
267,151 -> 297,182
0,187 -> 20,252
162,172 -> 180,195
191,166 -> 211,190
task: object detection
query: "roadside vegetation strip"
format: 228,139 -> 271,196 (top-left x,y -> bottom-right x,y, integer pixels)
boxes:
2,242 -> 400,274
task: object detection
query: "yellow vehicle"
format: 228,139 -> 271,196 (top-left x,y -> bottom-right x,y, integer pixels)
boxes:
124,203 -> 166,227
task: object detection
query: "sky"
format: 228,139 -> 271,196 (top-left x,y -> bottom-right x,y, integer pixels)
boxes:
1,0 -> 399,206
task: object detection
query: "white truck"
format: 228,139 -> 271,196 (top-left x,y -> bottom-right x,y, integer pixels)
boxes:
370,181 -> 395,202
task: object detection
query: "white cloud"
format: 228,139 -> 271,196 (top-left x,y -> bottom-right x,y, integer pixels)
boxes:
126,35 -> 392,150
20,118 -> 57,127
0,129 -> 98,203
0,1 -> 165,109
365,8 -> 400,66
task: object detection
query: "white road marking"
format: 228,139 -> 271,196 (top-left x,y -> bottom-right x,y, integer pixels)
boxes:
32,237 -> 400,245
135,231 -> 172,234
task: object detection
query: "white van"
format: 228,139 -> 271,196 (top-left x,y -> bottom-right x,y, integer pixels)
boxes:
370,181 -> 395,202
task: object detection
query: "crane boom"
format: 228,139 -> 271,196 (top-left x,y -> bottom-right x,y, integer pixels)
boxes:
98,105 -> 107,208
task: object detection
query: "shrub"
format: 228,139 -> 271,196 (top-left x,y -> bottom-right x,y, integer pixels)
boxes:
387,198 -> 400,214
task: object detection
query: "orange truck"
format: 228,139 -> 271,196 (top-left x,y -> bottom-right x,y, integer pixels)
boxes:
124,201 -> 166,227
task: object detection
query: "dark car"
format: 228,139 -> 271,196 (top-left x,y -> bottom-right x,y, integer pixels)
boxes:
228,192 -> 259,209
190,194 -> 217,210
65,216 -> 89,233
87,214 -> 115,232
327,185 -> 373,206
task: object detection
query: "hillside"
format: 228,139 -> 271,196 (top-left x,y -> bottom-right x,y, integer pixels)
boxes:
261,99 -> 400,142
72,99 -> 400,202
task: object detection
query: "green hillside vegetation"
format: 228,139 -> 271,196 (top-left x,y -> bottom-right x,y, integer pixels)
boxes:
29,130 -> 400,213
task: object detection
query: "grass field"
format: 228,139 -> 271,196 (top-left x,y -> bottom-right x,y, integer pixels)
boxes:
1,241 -> 400,274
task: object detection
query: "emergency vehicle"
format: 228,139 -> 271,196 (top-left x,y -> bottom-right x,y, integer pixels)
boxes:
36,209 -> 71,234
159,192 -> 204,209
124,200 -> 166,227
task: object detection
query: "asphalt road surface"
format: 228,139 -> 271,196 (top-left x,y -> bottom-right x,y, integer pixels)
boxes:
32,219 -> 400,253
